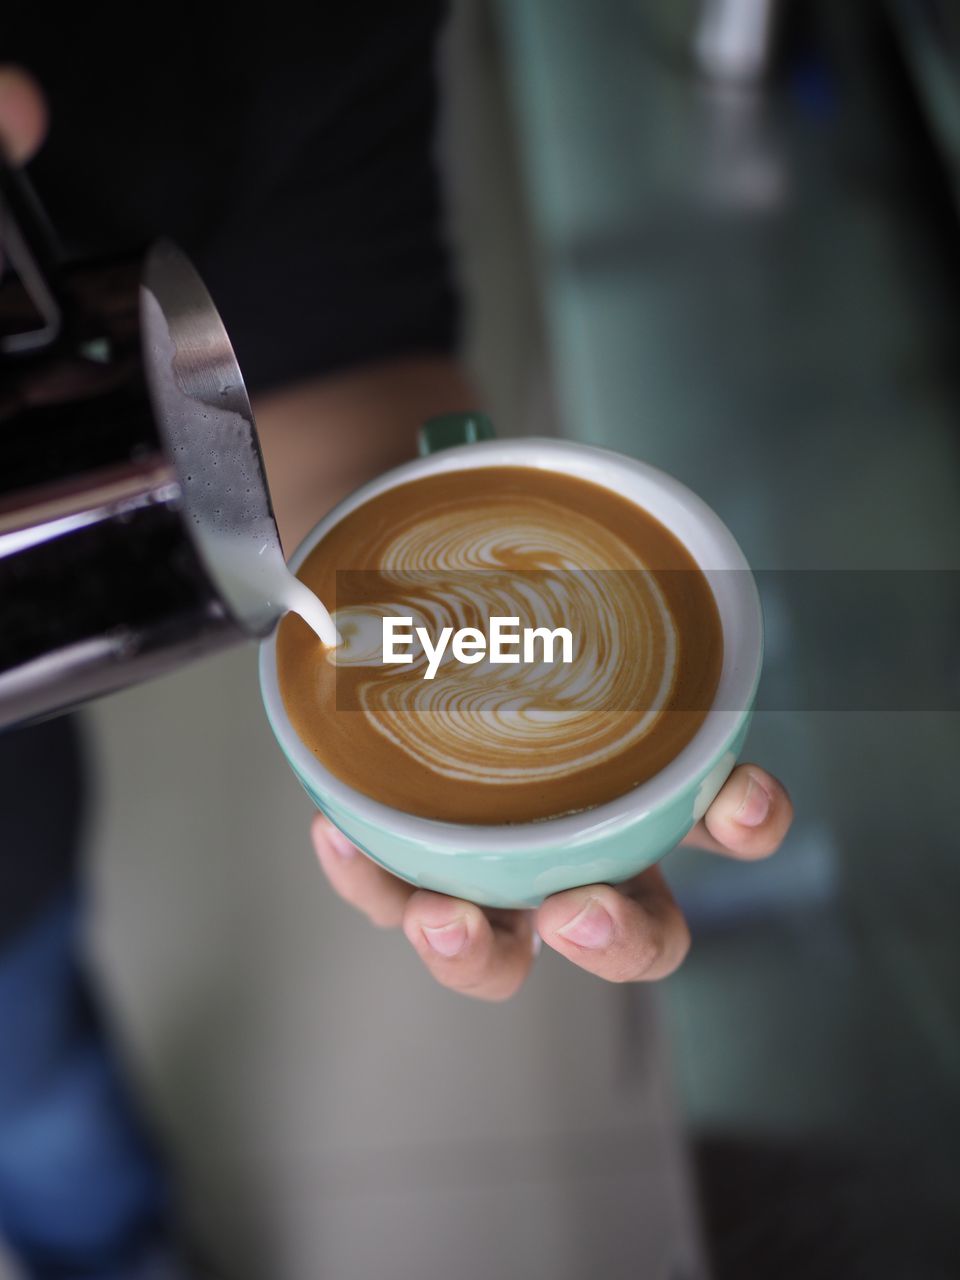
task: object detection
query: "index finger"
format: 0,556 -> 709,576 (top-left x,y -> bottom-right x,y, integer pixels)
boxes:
536,867 -> 691,983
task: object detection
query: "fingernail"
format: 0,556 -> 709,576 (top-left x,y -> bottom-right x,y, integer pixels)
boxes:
735,775 -> 771,828
325,826 -> 358,859
557,898 -> 614,950
421,918 -> 468,958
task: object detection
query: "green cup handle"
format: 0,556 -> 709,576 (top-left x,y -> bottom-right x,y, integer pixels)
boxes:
418,411 -> 496,456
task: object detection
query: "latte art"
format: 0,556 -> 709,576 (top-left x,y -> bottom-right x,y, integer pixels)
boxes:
277,467 -> 722,823
330,564 -> 677,786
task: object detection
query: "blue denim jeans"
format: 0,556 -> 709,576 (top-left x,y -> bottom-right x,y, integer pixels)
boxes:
0,889 -> 183,1279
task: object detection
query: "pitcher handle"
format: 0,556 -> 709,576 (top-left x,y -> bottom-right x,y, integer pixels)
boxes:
0,154 -> 67,356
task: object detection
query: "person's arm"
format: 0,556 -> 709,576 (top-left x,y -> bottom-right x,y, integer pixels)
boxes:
252,356 -> 478,553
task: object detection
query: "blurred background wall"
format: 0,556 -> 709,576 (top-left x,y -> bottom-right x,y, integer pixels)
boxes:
6,2 -> 955,1277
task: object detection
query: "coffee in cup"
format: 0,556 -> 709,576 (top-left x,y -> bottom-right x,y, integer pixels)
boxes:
276,465 -> 722,824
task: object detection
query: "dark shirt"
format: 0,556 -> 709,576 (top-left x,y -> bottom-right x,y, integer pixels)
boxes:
0,2 -> 457,943
4,1 -> 458,390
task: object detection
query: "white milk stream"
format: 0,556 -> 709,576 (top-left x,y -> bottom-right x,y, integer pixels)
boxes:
208,534 -> 340,647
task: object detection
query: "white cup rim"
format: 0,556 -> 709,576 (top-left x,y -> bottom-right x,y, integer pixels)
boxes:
259,437 -> 762,850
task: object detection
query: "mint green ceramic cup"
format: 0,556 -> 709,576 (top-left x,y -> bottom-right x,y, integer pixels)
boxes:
259,417 -> 762,909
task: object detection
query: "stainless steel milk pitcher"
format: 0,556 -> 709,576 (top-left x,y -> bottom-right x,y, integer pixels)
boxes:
0,158 -> 287,730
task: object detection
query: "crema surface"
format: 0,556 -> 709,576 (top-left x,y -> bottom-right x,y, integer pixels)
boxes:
277,468 -> 722,823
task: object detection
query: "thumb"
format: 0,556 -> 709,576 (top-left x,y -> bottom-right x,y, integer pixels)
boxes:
0,66 -> 48,165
